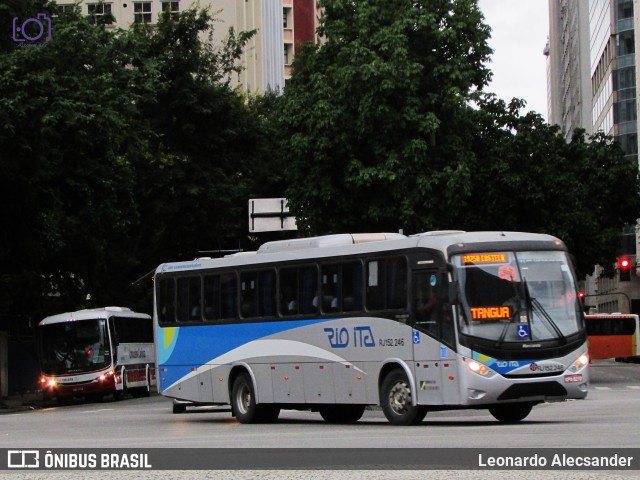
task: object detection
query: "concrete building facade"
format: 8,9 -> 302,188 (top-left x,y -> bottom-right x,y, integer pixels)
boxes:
56,0 -> 296,93
546,0 -> 592,141
546,0 -> 639,157
547,0 -> 640,314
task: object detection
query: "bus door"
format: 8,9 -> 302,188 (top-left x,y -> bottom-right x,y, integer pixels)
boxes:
412,268 -> 459,405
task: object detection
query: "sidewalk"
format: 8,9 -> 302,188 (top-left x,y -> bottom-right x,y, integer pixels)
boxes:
0,391 -> 43,414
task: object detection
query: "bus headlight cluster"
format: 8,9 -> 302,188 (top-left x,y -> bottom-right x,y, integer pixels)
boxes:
570,353 -> 589,372
467,360 -> 496,378
39,376 -> 56,388
97,370 -> 116,382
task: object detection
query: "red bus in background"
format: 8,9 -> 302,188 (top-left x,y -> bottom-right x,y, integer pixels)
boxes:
38,307 -> 156,402
585,314 -> 640,362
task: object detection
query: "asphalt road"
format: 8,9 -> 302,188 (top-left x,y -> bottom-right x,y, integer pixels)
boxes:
1,360 -> 638,479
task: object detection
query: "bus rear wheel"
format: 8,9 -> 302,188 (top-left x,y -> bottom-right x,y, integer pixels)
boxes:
489,403 -> 533,423
132,371 -> 151,398
231,372 -> 279,423
319,405 -> 365,424
380,369 -> 427,426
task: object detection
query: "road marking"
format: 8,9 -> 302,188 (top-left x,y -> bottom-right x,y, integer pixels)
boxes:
593,386 -> 611,390
80,408 -> 114,414
627,386 -> 640,389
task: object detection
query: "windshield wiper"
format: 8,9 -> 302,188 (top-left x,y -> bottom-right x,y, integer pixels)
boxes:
495,279 -> 532,348
495,302 -> 522,348
523,279 -> 566,344
530,297 -> 567,345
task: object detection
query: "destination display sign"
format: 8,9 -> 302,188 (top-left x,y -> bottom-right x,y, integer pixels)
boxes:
463,253 -> 507,264
470,306 -> 511,320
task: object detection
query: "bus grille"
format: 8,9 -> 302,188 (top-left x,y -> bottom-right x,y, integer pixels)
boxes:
497,381 -> 567,400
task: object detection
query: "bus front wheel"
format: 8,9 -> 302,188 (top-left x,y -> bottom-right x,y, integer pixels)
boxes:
489,403 -> 533,423
380,369 -> 427,426
231,372 -> 279,423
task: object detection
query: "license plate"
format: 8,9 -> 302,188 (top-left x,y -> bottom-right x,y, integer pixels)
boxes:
564,374 -> 582,383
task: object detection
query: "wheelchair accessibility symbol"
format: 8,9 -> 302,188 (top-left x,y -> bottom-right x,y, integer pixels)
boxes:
517,324 -> 529,339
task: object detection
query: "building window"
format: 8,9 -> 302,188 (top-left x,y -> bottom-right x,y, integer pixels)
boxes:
134,2 -> 152,23
284,45 -> 289,65
58,4 -> 78,14
283,8 -> 291,28
87,3 -> 113,24
161,1 -> 180,21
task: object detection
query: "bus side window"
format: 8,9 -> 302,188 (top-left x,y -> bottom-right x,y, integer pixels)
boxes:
240,272 -> 257,318
189,276 -> 202,321
366,260 -> 384,310
321,265 -> 339,312
299,266 -> 318,314
220,273 -> 238,320
413,272 -> 439,337
414,271 -> 455,346
366,257 -> 407,311
388,257 -> 408,309
158,276 -> 176,324
280,268 -> 298,316
342,262 -> 363,312
258,270 -> 276,317
204,275 -> 220,321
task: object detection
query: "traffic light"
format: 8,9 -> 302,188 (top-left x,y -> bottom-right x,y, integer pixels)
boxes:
618,257 -> 631,281
577,291 -> 586,311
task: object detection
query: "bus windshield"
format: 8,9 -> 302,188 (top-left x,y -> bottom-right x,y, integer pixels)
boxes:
39,318 -> 111,375
453,251 -> 583,344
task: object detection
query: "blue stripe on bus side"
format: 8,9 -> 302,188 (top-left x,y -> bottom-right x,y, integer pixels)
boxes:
157,318 -> 332,386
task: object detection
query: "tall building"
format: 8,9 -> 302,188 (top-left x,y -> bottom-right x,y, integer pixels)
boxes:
548,0 -> 640,314
546,0 -> 592,141
54,0 -> 322,93
283,0 -> 320,82
546,0 -> 639,160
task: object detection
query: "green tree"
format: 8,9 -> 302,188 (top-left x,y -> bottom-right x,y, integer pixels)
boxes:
0,8 -> 144,319
278,0 -> 640,278
126,8 -> 258,276
279,0 -> 492,234
0,6 -> 262,322
465,94 -> 640,277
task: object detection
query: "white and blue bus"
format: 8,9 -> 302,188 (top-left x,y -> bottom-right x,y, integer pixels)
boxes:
154,231 -> 589,425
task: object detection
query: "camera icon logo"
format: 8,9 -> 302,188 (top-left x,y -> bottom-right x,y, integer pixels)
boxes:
12,13 -> 52,44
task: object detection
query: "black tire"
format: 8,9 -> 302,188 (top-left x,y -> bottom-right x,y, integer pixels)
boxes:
230,372 -> 279,423
231,372 -> 260,423
132,371 -> 151,398
319,405 -> 366,424
121,369 -> 128,397
172,402 -> 187,414
141,371 -> 151,397
380,369 -> 425,426
488,403 -> 533,423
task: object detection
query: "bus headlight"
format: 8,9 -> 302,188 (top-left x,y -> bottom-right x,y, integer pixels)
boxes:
570,353 -> 589,372
40,376 -> 56,388
467,360 -> 496,378
97,370 -> 116,382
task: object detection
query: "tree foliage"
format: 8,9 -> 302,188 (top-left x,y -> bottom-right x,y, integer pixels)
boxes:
0,5 -> 260,321
279,0 -> 492,233
278,0 -> 640,278
1,0 -> 639,332
466,95 -> 640,277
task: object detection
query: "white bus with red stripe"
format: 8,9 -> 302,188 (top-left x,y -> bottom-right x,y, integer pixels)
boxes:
38,307 -> 155,402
